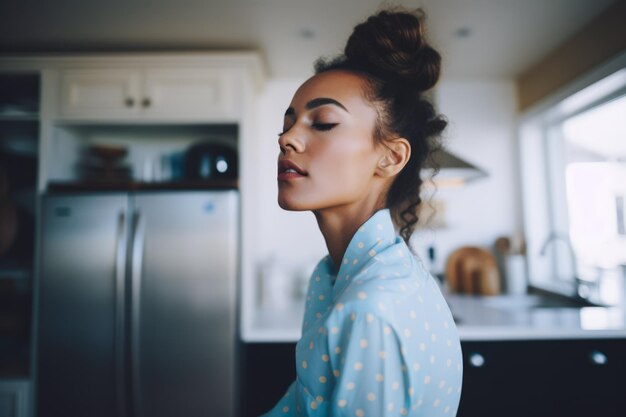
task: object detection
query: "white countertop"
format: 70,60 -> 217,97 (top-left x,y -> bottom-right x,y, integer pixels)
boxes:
446,294 -> 626,341
245,301 -> 305,343
242,292 -> 626,343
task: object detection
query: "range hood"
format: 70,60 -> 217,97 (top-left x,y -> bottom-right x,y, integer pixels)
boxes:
420,89 -> 489,187
422,147 -> 488,187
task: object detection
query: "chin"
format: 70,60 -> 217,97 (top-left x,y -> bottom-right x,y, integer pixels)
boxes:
277,195 -> 310,211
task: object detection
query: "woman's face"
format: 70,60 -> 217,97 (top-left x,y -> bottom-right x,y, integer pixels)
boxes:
277,70 -> 385,212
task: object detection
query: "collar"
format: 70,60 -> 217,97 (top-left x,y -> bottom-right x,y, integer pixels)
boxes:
319,208 -> 400,301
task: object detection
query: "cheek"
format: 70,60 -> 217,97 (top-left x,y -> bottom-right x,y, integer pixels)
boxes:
313,134 -> 376,186
277,130 -> 377,211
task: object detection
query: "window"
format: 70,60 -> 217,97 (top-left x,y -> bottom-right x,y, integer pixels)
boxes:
519,60 -> 626,304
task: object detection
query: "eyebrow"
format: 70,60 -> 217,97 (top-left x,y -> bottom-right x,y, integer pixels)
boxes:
284,97 -> 349,116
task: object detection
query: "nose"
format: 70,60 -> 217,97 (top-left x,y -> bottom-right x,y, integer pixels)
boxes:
278,127 -> 305,155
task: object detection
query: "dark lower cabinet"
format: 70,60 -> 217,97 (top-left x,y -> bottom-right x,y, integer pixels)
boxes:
241,343 -> 297,417
459,339 -> 626,417
242,339 -> 626,417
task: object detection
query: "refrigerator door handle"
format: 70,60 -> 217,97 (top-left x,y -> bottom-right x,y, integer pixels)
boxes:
115,211 -> 128,417
130,210 -> 146,417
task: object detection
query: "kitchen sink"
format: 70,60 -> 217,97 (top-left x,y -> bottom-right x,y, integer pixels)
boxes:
481,293 -> 605,310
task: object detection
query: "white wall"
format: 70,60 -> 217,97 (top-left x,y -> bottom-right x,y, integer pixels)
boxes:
411,79 -> 523,274
253,76 -> 522,281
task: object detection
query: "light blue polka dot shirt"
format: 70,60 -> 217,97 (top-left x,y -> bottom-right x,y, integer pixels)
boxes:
261,208 -> 463,417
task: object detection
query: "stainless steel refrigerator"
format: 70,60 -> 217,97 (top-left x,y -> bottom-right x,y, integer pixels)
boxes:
34,190 -> 239,417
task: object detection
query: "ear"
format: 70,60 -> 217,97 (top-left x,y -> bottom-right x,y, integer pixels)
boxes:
376,137 -> 411,178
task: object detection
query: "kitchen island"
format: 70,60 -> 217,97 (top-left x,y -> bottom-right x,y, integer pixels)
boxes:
449,292 -> 626,340
242,289 -> 626,417
243,288 -> 626,343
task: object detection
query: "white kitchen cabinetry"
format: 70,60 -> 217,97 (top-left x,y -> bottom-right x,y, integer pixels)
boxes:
59,67 -> 237,121
59,69 -> 141,118
0,52 -> 265,417
143,68 -> 236,120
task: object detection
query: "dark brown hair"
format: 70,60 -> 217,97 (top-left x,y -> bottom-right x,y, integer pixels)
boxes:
314,8 -> 447,246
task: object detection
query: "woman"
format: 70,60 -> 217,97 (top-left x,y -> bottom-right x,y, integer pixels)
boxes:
263,8 -> 463,417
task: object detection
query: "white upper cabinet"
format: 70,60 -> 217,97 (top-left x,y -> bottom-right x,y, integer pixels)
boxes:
143,68 -> 236,120
60,69 -> 143,119
59,67 -> 239,122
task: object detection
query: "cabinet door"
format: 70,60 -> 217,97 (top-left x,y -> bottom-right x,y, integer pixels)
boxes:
242,343 -> 297,417
459,339 -> 626,417
142,68 -> 238,121
459,341 -> 541,417
59,69 -> 142,119
566,339 -> 626,416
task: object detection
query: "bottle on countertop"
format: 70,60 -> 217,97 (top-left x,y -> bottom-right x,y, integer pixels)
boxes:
494,234 -> 527,295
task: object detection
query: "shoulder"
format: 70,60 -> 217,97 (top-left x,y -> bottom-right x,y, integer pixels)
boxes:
328,249 -> 456,330
338,247 -> 430,306
358,240 -> 431,285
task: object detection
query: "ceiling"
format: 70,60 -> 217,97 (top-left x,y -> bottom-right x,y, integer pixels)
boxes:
0,0 -> 617,80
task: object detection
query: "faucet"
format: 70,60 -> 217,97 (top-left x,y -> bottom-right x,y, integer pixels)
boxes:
539,232 -> 595,299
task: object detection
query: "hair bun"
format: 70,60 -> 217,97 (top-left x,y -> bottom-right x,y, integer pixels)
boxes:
344,9 -> 441,92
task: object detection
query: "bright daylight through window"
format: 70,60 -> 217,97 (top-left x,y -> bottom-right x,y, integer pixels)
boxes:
560,94 -> 626,302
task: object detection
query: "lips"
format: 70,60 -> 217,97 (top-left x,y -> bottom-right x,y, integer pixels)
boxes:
277,159 -> 308,180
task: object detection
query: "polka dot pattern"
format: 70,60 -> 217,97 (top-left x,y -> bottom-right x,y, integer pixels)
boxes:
260,208 -> 462,417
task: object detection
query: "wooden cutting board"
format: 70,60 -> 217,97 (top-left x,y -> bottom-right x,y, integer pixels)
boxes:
445,246 -> 501,295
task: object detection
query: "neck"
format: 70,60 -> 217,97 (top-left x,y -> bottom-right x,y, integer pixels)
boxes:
313,198 -> 387,273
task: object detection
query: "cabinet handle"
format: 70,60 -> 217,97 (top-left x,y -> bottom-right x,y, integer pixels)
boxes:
142,97 -> 151,107
469,352 -> 485,367
125,97 -> 135,107
590,350 -> 608,365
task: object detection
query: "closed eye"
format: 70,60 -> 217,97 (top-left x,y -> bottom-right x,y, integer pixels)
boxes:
278,123 -> 338,136
313,123 -> 338,131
